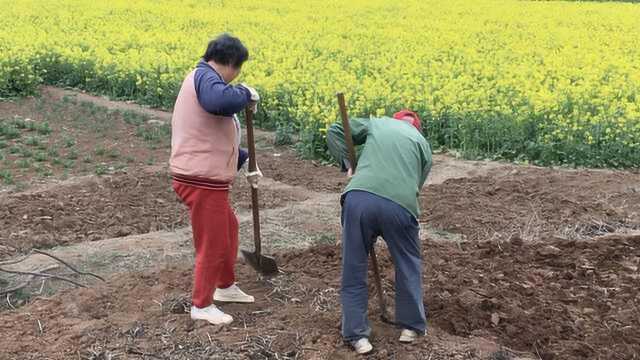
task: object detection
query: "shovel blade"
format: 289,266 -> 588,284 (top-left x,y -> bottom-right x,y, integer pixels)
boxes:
241,250 -> 279,276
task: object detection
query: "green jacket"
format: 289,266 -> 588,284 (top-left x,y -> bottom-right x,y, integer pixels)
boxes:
327,116 -> 432,219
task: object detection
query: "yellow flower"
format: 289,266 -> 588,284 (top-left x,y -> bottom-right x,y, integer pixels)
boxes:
0,0 -> 638,164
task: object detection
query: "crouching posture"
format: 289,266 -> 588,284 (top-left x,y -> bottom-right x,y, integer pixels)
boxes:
170,34 -> 261,325
327,110 -> 432,354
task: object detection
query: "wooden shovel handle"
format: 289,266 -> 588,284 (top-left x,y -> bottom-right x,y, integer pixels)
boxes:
245,108 -> 261,258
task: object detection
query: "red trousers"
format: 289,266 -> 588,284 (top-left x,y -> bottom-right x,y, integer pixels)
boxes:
172,181 -> 238,308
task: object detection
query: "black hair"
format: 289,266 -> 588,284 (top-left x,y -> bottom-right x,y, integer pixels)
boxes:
203,33 -> 249,69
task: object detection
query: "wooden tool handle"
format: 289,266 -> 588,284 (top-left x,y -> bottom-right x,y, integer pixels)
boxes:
245,108 -> 261,258
337,93 -> 358,171
336,92 -> 390,322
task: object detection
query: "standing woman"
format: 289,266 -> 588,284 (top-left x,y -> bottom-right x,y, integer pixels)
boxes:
170,34 -> 261,325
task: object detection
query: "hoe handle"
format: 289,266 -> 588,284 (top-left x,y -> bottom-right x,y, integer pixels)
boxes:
337,93 -> 358,171
336,92 -> 390,322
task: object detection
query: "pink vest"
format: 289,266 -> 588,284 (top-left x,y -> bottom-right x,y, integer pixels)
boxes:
170,70 -> 239,186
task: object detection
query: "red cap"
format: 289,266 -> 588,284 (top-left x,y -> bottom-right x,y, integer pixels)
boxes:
392,110 -> 422,131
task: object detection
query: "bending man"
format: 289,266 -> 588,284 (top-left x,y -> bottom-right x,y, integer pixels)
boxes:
327,110 -> 432,355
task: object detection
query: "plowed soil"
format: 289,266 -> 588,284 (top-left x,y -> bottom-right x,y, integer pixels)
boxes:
422,168 -> 640,241
2,235 -> 638,359
0,170 -> 309,254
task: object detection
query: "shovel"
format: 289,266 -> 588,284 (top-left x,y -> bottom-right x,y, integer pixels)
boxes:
337,93 -> 393,324
240,107 -> 279,276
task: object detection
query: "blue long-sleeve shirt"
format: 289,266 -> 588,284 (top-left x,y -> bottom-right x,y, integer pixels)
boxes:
194,59 -> 251,116
194,59 -> 251,170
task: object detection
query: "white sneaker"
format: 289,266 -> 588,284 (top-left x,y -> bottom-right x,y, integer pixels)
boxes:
352,338 -> 373,355
399,329 -> 418,343
190,305 -> 233,325
214,283 -> 255,303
